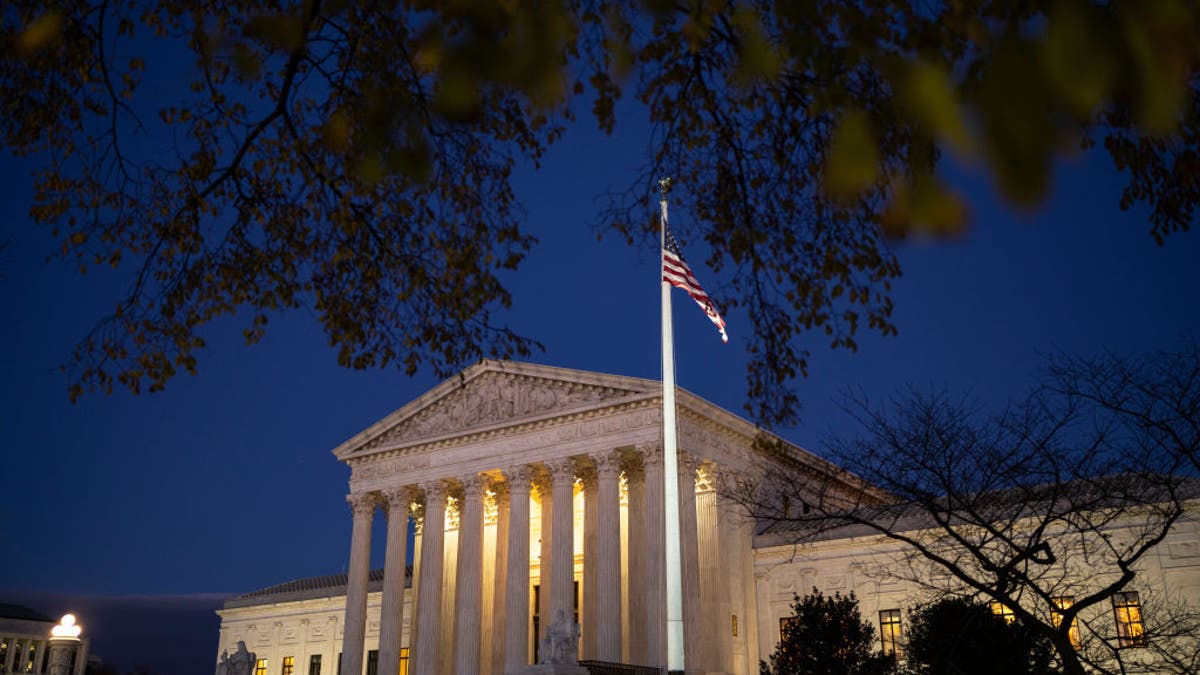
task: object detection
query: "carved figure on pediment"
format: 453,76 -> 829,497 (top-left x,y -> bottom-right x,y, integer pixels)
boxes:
218,641 -> 255,675
531,385 -> 559,412
363,375 -> 643,451
538,610 -> 580,664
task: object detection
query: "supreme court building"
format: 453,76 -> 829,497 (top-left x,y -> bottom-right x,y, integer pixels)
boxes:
214,360 -> 1200,675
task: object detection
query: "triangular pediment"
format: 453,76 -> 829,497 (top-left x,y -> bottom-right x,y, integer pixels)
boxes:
334,361 -> 659,458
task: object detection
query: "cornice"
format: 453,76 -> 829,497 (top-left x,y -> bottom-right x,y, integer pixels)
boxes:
332,360 -> 662,460
346,395 -> 660,467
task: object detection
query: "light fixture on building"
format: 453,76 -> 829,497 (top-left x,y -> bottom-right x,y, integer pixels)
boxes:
51,615 -> 82,641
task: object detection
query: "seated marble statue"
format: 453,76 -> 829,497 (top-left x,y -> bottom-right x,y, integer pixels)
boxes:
218,641 -> 256,675
538,610 -> 580,664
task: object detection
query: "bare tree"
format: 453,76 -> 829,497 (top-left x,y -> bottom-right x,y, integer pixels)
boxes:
1046,343 -> 1200,476
736,350 -> 1199,675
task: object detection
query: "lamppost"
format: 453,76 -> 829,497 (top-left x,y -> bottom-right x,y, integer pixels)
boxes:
47,614 -> 82,675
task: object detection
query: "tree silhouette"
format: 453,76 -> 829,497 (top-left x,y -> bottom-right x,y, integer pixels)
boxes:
761,588 -> 897,675
904,597 -> 1057,675
2,2 -> 1198,422
736,347 -> 1198,675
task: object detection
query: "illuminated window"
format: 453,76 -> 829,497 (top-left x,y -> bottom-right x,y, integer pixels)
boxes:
398,648 -> 409,675
779,616 -> 798,642
10,641 -> 22,673
281,656 -> 294,675
989,601 -> 1015,624
879,609 -> 902,656
1112,592 -> 1146,648
24,641 -> 36,672
1051,597 -> 1082,649
0,639 -> 7,668
308,654 -> 321,675
255,660 -> 267,675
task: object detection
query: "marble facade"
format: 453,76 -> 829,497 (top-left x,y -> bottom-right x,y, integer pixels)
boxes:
217,360 -> 859,675
327,360 -> 852,675
214,360 -> 1200,675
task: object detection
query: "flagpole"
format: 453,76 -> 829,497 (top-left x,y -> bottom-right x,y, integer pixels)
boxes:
659,177 -> 686,674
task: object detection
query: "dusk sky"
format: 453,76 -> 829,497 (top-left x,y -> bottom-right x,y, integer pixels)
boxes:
1,83 -> 1197,672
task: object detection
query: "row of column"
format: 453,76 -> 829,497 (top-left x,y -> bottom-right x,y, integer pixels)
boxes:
340,445 -> 738,675
0,637 -> 85,675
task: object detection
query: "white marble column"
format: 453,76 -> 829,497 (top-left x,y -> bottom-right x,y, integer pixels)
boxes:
695,466 -> 723,673
343,492 -> 377,675
625,460 -> 648,666
718,490 -> 747,675
503,467 -> 535,674
537,471 -> 554,635
741,518 -> 761,673
455,474 -> 487,675
640,442 -> 666,668
409,508 -> 425,670
547,458 -> 577,635
594,451 -> 623,661
414,481 -> 447,675
379,487 -> 412,675
678,453 -> 702,672
581,467 -> 598,659
3,637 -> 16,672
490,482 -> 511,675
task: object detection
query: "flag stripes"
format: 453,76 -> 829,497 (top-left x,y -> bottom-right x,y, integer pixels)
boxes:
662,226 -> 728,343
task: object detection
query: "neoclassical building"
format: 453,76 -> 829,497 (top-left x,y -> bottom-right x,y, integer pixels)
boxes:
0,605 -> 88,675
214,361 -> 1200,675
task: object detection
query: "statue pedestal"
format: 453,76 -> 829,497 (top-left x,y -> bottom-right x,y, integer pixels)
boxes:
47,638 -> 79,675
519,664 -> 590,675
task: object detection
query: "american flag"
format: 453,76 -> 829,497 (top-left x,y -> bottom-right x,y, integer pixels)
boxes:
663,223 -> 728,343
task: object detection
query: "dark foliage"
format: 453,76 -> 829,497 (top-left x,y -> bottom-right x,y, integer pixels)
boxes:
2,2 -> 1198,423
761,588 -> 898,675
904,597 -> 1057,675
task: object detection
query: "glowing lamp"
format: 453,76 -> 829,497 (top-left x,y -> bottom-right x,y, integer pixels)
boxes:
51,614 -> 82,639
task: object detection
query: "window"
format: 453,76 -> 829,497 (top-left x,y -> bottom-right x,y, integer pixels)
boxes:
308,654 -> 321,675
779,616 -> 798,642
989,601 -> 1015,624
10,641 -> 22,673
0,639 -> 7,669
1051,597 -> 1082,649
255,660 -> 267,675
1112,592 -> 1146,648
366,650 -> 378,675
879,609 -> 902,656
281,656 -> 294,675
398,648 -> 409,675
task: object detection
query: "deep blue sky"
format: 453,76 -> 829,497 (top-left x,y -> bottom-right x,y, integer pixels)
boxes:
2,92 -> 1197,611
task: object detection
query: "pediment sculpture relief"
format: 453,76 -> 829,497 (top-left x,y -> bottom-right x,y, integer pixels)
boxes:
362,372 -> 642,451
